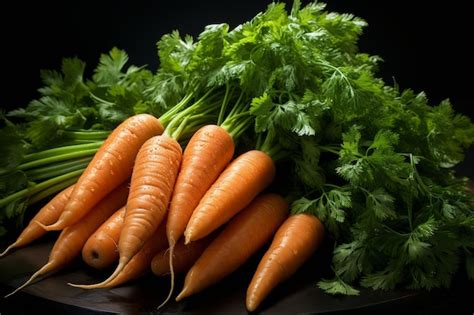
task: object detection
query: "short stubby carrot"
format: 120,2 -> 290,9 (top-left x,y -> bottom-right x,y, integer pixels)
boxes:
79,135 -> 182,288
0,185 -> 74,258
246,214 -> 325,312
42,114 -> 163,231
176,194 -> 288,301
151,235 -> 213,276
167,124 -> 234,248
5,183 -> 129,297
184,150 -> 275,244
82,207 -> 125,269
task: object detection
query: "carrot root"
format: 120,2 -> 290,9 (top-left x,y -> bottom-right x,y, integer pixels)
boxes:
156,244 -> 175,310
4,262 -> 54,298
67,259 -> 126,289
0,241 -> 19,258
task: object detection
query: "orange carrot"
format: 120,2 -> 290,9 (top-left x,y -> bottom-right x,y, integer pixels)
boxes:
82,207 -> 125,269
184,150 -> 275,244
5,183 -> 129,297
41,114 -> 163,231
167,124 -> 234,248
72,135 -> 182,289
151,235 -> 213,277
73,220 -> 168,289
246,214 -> 325,312
176,194 -> 288,301
0,185 -> 74,258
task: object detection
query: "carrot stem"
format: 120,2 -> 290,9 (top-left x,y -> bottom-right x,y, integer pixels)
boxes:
22,142 -> 103,162
0,169 -> 83,207
25,157 -> 91,180
18,149 -> 99,171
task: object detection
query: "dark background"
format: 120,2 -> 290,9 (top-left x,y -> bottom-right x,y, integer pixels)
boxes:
0,0 -> 472,119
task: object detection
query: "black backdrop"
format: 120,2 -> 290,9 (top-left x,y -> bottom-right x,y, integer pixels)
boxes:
0,0 -> 472,118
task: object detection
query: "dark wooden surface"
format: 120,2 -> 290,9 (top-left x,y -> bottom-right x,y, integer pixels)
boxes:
0,231 -> 472,315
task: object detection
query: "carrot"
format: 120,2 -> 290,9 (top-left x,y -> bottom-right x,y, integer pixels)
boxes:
5,182 -> 129,297
151,235 -> 213,277
72,135 -> 182,289
184,150 -> 275,244
162,124 -> 233,307
167,124 -> 234,248
0,185 -> 74,258
176,193 -> 288,301
82,207 -> 125,269
40,114 -> 163,231
246,214 -> 325,312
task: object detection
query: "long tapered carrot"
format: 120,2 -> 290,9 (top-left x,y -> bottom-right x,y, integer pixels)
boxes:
176,194 -> 288,301
82,207 -> 125,269
5,183 -> 129,297
246,214 -> 325,312
72,135 -> 182,289
0,185 -> 74,258
184,150 -> 275,244
41,114 -> 163,231
167,124 -> 234,248
151,235 -> 213,277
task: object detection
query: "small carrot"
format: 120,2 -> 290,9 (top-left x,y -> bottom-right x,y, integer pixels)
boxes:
176,194 -> 288,301
5,183 -> 129,297
72,135 -> 182,289
246,214 -> 325,312
41,114 -> 163,231
72,220 -> 168,289
0,185 -> 74,258
184,150 -> 275,244
151,235 -> 213,277
82,207 -> 125,270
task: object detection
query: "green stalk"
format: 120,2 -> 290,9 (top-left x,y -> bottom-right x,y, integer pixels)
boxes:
0,169 -> 84,207
27,158 -> 91,181
63,130 -> 110,140
25,157 -> 91,178
217,83 -> 232,126
18,149 -> 98,171
159,92 -> 196,127
22,142 -> 102,162
27,176 -> 80,205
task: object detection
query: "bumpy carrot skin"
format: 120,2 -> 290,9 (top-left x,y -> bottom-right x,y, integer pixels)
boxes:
121,135 -> 182,267
151,235 -> 213,276
95,220 -> 168,288
167,125 -> 234,247
82,207 -> 125,269
76,135 -> 183,289
43,114 -> 163,231
184,150 -> 275,244
246,214 -> 325,312
176,194 -> 288,301
5,183 -> 129,297
0,185 -> 74,258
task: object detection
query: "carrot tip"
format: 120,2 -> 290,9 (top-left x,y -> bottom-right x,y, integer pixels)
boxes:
0,242 -> 17,257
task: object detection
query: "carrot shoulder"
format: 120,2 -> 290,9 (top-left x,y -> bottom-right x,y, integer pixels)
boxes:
82,207 -> 125,269
5,183 -> 129,297
0,185 -> 74,258
246,214 -> 325,312
176,193 -> 288,301
42,114 -> 163,231
184,150 -> 275,243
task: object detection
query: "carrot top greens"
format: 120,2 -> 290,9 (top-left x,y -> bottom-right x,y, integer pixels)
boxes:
1,0 -> 473,296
